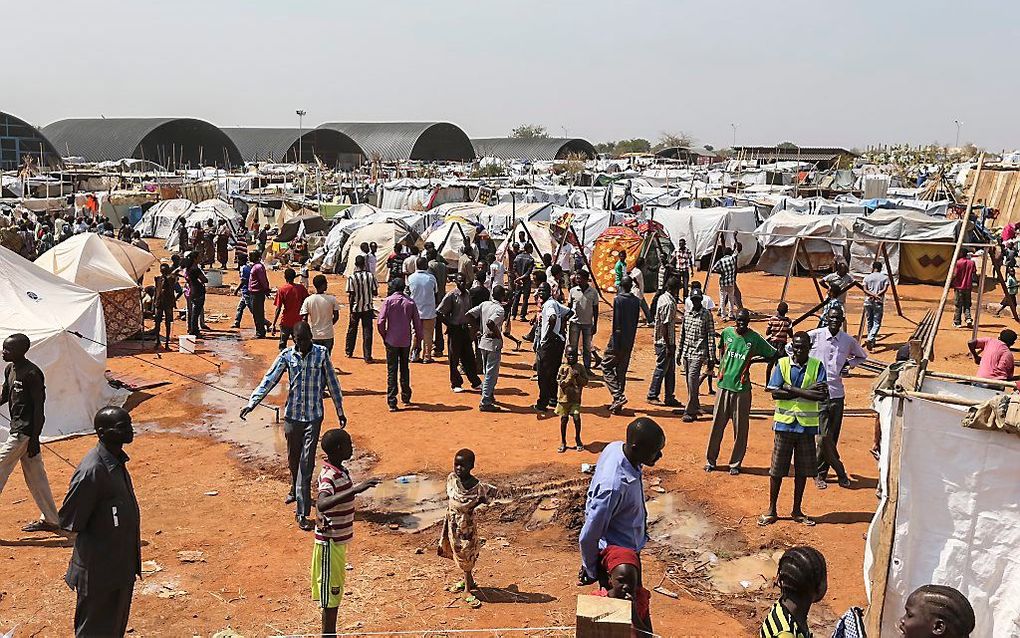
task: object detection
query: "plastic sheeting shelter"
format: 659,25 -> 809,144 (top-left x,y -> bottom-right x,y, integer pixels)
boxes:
425,217 -> 477,263
867,382 -> 1020,637
849,209 -> 960,284
339,221 -> 421,280
494,220 -> 555,267
754,211 -> 859,276
35,235 -> 155,342
0,246 -> 116,438
136,198 -> 195,239
652,207 -> 760,269
277,213 -> 328,243
165,199 -> 245,251
315,211 -> 425,273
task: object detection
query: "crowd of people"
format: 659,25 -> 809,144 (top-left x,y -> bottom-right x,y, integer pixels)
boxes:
0,204 -> 996,636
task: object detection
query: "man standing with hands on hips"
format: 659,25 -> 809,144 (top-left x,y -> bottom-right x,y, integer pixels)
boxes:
59,406 -> 141,638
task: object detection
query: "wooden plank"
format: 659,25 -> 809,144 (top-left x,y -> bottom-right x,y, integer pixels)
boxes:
576,594 -> 632,638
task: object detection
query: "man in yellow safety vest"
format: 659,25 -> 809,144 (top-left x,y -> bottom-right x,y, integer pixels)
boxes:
759,331 -> 828,527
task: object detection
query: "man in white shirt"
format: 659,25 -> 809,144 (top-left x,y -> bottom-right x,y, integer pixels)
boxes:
407,257 -> 439,363
367,242 -> 379,277
300,275 -> 341,354
631,256 -> 652,324
486,255 -> 505,290
861,261 -> 890,350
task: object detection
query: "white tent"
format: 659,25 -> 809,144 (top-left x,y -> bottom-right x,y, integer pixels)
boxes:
424,217 -> 477,263
340,220 -> 421,280
315,211 -> 425,273
651,206 -> 760,268
35,234 -> 155,292
0,246 -> 118,438
849,209 -> 960,282
136,198 -> 195,239
754,211 -> 859,275
494,219 -> 555,265
165,199 -> 245,251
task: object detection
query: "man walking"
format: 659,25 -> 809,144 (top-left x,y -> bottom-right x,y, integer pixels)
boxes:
272,268 -> 310,350
241,322 -> 345,531
510,244 -> 536,321
345,254 -> 377,361
808,307 -> 867,489
674,238 -> 694,300
647,277 -> 681,407
248,250 -> 271,338
301,275 -> 340,354
706,309 -> 776,475
438,274 -> 482,392
407,256 -> 439,363
603,276 -> 641,414
712,247 -> 741,321
759,332 -> 826,527
60,406 -> 140,637
578,417 -> 666,635
377,278 -> 422,412
427,246 -> 448,357
678,290 -> 716,422
568,269 -> 599,371
0,333 -> 60,533
535,282 -> 572,411
862,261 -> 890,350
468,285 -> 507,412
952,249 -> 977,328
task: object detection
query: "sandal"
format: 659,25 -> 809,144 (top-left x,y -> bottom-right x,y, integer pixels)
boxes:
448,581 -> 465,592
557,445 -> 567,454
575,444 -> 585,452
21,520 -> 60,533
757,514 -> 778,527
792,514 -> 816,526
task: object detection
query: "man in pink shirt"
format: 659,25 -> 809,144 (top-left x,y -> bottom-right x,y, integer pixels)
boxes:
968,329 -> 1017,381
951,250 -> 977,328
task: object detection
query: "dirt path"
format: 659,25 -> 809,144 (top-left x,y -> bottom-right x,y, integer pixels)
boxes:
0,262 -> 1000,637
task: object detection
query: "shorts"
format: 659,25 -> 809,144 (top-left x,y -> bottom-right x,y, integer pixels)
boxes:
555,402 -> 581,416
311,539 -> 347,609
770,430 -> 817,478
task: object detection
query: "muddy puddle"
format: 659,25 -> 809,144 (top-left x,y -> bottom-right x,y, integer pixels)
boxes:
359,475 -> 448,532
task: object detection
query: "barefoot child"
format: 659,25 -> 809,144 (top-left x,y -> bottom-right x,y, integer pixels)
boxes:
313,429 -> 380,638
439,449 -> 494,594
557,347 -> 589,452
590,545 -> 653,637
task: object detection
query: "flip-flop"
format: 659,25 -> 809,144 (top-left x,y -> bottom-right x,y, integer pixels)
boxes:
557,445 -> 567,453
757,514 -> 778,527
575,444 -> 585,452
448,581 -> 465,592
792,514 -> 816,526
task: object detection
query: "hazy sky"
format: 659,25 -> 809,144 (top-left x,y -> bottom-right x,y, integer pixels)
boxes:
6,0 -> 1018,149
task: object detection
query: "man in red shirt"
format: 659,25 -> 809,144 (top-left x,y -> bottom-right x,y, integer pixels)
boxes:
951,250 -> 977,328
273,268 -> 310,350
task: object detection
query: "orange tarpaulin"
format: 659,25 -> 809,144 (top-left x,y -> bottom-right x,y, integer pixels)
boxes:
591,226 -> 643,292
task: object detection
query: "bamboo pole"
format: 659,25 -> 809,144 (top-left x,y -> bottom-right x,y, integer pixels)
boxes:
879,242 -> 904,317
972,249 -> 989,341
922,153 -> 985,374
780,237 -> 800,303
925,369 -> 1017,389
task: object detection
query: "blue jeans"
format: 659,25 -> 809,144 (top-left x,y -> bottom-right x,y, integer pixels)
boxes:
648,343 -> 676,401
234,292 -> 251,324
284,418 -> 323,518
479,348 -> 501,408
864,302 -> 884,342
568,323 -> 594,370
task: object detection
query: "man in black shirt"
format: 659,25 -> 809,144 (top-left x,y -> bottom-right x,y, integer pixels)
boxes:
510,244 -> 536,321
0,333 -> 60,533
60,406 -> 141,638
602,277 -> 642,414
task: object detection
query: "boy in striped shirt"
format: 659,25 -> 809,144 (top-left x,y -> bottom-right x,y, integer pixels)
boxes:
312,429 -> 380,636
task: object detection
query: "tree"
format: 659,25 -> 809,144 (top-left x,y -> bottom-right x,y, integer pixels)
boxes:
777,141 -> 799,150
655,131 -> 696,151
592,139 -> 653,157
511,124 -> 549,139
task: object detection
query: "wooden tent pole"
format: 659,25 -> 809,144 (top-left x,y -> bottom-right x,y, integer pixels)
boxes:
972,248 -> 989,341
922,153 -> 984,371
702,229 -> 722,293
879,242 -> 904,317
796,239 -> 826,302
780,237 -> 800,303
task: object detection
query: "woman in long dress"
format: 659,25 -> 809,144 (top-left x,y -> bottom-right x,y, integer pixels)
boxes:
438,449 -> 493,592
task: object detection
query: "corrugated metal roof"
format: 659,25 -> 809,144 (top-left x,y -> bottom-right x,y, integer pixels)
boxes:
0,111 -> 63,169
317,122 -> 475,162
223,128 -> 365,164
43,118 -> 241,166
470,137 -> 596,162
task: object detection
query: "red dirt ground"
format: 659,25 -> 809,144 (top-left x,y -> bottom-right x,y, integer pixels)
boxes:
0,258 -> 1000,637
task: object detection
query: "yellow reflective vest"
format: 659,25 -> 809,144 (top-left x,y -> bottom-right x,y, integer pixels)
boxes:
773,357 -> 822,428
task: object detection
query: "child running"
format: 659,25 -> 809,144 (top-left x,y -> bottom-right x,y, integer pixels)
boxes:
898,584 -> 975,638
590,545 -> 653,637
556,347 -> 589,452
313,429 -> 380,638
438,449 -> 494,595
760,545 -> 827,638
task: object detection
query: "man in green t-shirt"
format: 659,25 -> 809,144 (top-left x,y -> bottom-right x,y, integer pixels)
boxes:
705,309 -> 777,475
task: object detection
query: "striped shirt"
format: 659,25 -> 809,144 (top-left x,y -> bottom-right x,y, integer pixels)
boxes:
246,345 -> 344,423
766,314 -> 794,345
760,601 -> 810,638
315,460 -> 356,543
346,269 -> 378,313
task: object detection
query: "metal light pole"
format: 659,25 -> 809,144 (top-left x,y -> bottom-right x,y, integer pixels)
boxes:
730,123 -> 739,147
296,109 -> 307,163
954,119 -> 962,148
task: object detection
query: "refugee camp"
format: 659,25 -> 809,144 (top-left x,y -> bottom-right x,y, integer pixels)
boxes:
2,3 -> 1018,637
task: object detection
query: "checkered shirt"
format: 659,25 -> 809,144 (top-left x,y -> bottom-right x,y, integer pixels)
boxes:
713,254 -> 737,287
680,307 -> 717,362
675,247 -> 694,274
247,344 -> 344,422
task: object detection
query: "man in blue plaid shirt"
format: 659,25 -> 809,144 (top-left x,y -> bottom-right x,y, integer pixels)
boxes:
242,321 -> 345,531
